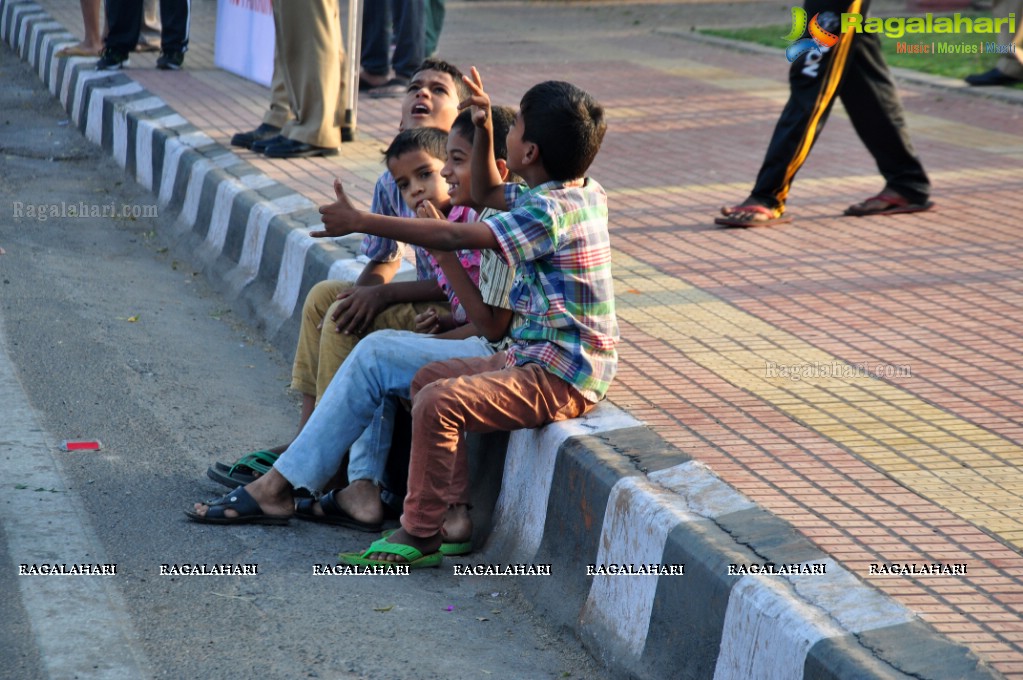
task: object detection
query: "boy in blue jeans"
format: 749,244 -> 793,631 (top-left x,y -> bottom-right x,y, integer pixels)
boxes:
209,59 -> 471,488
318,70 -> 619,567
292,109 -> 521,539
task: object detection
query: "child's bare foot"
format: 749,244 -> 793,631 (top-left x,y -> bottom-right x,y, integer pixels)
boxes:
55,42 -> 103,58
295,481 -> 383,531
332,479 -> 385,526
442,504 -> 472,544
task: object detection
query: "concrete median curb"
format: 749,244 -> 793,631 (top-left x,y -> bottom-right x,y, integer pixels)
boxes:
0,1 -> 1002,677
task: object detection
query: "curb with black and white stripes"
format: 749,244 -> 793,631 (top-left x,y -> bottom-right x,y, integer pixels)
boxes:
490,418 -> 1000,678
0,2 -> 1002,677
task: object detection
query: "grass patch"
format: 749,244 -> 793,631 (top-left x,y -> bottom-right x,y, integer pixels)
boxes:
700,16 -> 1023,89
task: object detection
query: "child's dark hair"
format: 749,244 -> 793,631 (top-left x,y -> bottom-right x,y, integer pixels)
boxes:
450,105 -> 516,161
414,58 -> 472,101
519,81 -> 606,181
383,127 -> 448,165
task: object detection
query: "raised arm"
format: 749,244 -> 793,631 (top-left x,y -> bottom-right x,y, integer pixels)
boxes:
460,68 -> 508,212
315,179 -> 499,252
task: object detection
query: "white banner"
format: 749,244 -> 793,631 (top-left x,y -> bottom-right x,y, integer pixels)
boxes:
214,0 -> 274,87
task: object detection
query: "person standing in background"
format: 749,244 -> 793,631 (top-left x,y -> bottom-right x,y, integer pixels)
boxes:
964,0 -> 1023,85
56,0 -> 160,58
95,0 -> 189,70
359,0 -> 425,97
424,0 -> 445,57
230,0 -> 347,159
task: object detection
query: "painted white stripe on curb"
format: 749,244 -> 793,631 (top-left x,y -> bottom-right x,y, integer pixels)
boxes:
36,27 -> 65,79
85,81 -> 143,145
490,402 -> 641,560
135,113 -> 187,190
0,318 -> 151,680
786,558 -> 914,634
584,475 -> 699,656
58,47 -> 78,104
271,227 -> 316,319
0,3 -> 14,38
180,152 -> 241,229
25,17 -> 58,69
70,69 -> 106,127
203,173 -> 276,258
650,460 -> 757,518
229,193 -> 313,293
714,574 -> 847,680
112,95 -> 163,167
158,130 -> 214,206
13,5 -> 42,52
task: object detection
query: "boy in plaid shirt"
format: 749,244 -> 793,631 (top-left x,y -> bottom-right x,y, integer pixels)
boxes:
316,69 -> 618,567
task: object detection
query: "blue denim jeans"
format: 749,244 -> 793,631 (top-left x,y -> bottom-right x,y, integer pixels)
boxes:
274,329 -> 494,493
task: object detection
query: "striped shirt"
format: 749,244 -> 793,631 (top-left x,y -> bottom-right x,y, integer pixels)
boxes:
478,248 -> 519,352
482,179 -> 619,402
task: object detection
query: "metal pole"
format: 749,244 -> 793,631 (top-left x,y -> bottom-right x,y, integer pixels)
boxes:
342,0 -> 363,141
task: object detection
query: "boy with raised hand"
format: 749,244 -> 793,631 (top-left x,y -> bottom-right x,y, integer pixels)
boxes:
186,108 -> 524,538
315,70 -> 619,568
208,59 -> 471,488
292,107 -> 521,540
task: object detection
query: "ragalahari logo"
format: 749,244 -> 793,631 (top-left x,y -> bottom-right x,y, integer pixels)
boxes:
784,7 -> 841,61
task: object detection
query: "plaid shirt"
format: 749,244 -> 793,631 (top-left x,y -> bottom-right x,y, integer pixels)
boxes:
483,179 -> 619,402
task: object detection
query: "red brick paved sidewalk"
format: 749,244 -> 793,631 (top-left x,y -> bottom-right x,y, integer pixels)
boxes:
42,0 -> 1023,676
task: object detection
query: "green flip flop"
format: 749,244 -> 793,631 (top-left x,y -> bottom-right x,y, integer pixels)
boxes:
206,449 -> 280,488
339,537 -> 442,569
381,528 -> 471,557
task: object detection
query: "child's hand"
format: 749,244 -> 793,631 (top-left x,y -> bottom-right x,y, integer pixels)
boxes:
414,308 -> 443,335
416,200 -> 444,220
313,179 -> 359,238
459,67 -> 492,129
323,286 -> 388,335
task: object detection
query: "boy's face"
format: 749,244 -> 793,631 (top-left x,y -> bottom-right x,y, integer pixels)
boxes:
505,111 -> 528,176
388,150 -> 451,215
440,131 -> 473,207
400,69 -> 461,132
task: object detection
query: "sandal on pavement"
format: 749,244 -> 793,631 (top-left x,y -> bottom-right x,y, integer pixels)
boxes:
339,537 -> 442,569
206,449 -> 279,489
184,486 -> 291,525
295,490 -> 383,532
714,204 -> 791,228
844,192 -> 934,217
382,528 -> 471,557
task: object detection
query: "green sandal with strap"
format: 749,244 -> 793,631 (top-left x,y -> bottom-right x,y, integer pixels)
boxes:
206,449 -> 280,489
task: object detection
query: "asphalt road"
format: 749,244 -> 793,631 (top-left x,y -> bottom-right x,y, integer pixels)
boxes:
0,42 -> 606,680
